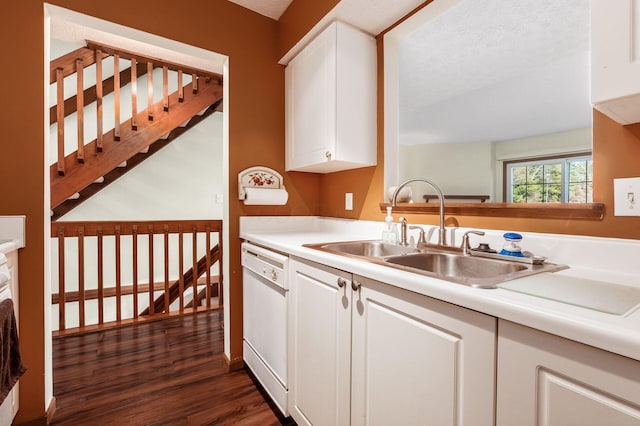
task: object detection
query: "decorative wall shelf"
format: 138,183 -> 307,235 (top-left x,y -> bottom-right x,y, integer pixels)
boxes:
380,203 -> 606,221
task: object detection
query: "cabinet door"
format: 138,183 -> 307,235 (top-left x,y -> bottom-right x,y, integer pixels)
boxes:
288,258 -> 351,426
351,276 -> 496,426
497,320 -> 640,426
285,24 -> 337,171
591,0 -> 640,123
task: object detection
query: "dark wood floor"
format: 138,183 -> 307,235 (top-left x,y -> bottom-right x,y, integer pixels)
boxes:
52,309 -> 293,425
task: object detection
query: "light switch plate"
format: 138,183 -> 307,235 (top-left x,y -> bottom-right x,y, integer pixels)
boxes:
613,177 -> 640,216
345,193 -> 353,210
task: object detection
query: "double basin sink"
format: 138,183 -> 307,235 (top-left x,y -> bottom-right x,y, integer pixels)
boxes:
304,240 -> 568,289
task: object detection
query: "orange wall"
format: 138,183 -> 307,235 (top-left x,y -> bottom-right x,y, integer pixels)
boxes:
0,0 -> 323,422
4,0 -> 640,422
277,0 -> 340,59
1,1 -> 48,423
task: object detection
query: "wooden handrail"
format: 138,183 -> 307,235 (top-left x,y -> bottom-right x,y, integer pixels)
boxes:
52,220 -> 223,334
85,40 -> 223,83
49,47 -> 98,84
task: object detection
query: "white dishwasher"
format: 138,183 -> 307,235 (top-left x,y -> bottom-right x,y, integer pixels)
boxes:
242,242 -> 289,416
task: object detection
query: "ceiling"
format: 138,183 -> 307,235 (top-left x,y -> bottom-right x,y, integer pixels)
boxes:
397,0 -> 592,145
227,0 -> 293,20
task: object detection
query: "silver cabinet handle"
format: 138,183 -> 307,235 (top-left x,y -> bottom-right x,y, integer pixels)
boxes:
271,269 -> 278,281
337,277 -> 347,288
351,280 -> 361,292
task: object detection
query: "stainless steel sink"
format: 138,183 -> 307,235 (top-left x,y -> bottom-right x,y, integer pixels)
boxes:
311,241 -> 420,258
304,240 -> 568,288
384,252 -> 534,288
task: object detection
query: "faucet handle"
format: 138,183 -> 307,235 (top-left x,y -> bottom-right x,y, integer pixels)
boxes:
408,226 -> 426,244
461,230 -> 485,254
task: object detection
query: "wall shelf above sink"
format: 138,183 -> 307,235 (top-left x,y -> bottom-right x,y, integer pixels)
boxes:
379,202 -> 605,221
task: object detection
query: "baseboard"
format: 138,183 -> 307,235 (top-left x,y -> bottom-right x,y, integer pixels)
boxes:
47,397 -> 56,424
16,396 -> 56,425
224,353 -> 244,372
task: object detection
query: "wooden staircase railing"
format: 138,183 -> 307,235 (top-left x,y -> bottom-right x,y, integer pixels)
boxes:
51,219 -> 223,336
141,243 -> 221,316
50,41 -> 223,210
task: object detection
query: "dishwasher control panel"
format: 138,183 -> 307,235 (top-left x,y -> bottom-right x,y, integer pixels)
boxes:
241,242 -> 288,290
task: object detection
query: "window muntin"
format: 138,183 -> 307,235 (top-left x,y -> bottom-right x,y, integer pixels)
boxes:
506,155 -> 592,203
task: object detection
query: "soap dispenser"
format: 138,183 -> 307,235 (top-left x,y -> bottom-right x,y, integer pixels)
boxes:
382,207 -> 399,243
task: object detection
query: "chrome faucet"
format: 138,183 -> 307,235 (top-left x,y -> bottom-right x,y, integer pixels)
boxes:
391,178 -> 447,246
461,230 -> 485,255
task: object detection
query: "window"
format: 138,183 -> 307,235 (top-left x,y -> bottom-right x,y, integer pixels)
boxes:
505,154 -> 592,203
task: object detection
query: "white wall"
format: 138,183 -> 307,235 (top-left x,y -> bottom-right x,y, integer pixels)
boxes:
494,127 -> 592,200
399,141 -> 495,200
398,127 -> 592,202
59,112 -> 224,221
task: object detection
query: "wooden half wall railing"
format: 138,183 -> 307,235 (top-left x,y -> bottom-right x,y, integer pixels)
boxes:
51,219 -> 223,336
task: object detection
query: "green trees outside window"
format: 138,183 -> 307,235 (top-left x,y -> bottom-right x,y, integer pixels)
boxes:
508,155 -> 592,203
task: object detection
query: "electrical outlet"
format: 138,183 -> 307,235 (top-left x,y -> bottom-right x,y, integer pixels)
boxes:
345,193 -> 353,210
613,177 -> 640,216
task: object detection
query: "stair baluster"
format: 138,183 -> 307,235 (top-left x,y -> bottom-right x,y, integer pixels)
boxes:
113,53 -> 121,141
56,68 -> 65,175
163,65 -> 169,112
131,57 -> 138,130
75,58 -> 85,163
147,62 -> 154,121
96,49 -> 104,151
192,73 -> 198,94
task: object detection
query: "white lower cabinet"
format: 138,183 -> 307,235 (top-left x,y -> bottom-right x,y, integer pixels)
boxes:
288,257 -> 497,426
497,320 -> 640,426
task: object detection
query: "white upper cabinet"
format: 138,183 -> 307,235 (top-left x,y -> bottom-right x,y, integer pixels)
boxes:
285,21 -> 377,173
591,0 -> 640,124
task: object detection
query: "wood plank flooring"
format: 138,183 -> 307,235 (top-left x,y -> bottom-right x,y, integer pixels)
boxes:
52,309 -> 293,425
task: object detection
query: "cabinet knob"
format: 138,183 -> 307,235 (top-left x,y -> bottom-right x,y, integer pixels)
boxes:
271,269 -> 278,281
351,280 -> 362,292
325,151 -> 332,160
337,277 -> 347,288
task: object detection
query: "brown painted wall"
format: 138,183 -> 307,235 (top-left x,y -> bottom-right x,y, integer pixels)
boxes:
1,0 -> 323,422
4,0 -> 640,421
2,1 -> 48,422
277,0 -> 340,60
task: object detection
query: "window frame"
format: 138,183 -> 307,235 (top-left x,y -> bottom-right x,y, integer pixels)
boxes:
503,151 -> 593,203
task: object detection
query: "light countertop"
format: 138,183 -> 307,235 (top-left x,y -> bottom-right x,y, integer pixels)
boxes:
240,216 -> 640,362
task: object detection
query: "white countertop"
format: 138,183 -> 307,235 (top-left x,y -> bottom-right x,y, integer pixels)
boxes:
240,216 -> 640,362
